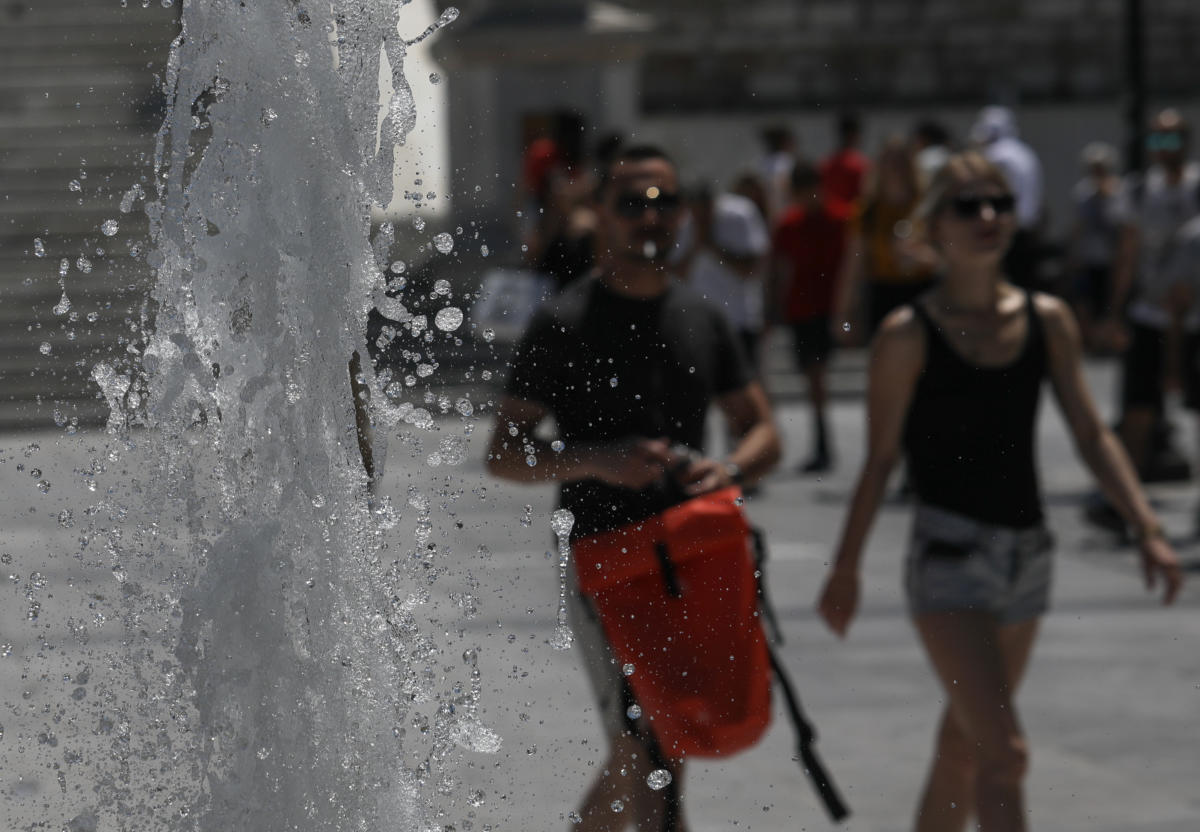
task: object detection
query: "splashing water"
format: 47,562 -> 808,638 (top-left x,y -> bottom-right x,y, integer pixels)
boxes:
36,3 -> 467,830
548,509 -> 576,650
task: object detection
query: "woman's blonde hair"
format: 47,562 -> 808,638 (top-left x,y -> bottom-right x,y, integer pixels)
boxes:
915,151 -> 1013,222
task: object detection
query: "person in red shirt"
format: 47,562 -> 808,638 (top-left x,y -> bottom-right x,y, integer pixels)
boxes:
771,162 -> 850,472
820,112 -> 871,218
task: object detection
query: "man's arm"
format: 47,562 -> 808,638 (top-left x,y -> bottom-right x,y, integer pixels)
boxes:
676,381 -> 782,495
486,394 -> 674,489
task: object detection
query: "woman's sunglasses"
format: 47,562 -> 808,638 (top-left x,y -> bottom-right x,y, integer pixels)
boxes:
948,193 -> 1016,219
1147,131 -> 1184,153
613,190 -> 682,218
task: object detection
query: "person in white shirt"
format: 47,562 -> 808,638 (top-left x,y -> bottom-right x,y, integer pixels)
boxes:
685,191 -> 771,369
1067,142 -> 1125,349
970,106 -> 1045,288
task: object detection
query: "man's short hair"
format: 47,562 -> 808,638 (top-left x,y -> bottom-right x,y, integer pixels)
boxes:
597,144 -> 676,196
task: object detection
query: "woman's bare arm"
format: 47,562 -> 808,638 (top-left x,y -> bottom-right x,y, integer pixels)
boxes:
1038,294 -> 1184,604
818,307 -> 926,635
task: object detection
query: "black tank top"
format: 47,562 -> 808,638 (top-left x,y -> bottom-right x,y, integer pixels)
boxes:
903,292 -> 1047,528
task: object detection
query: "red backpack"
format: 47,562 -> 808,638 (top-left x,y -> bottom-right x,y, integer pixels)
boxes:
573,486 -> 848,823
574,486 -> 771,756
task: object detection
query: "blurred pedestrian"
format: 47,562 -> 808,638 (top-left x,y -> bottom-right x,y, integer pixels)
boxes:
832,136 -> 939,339
912,118 -> 952,187
969,106 -> 1044,288
685,190 -> 771,368
730,172 -> 772,233
525,111 -> 599,290
817,151 -> 1183,832
1105,109 -> 1200,480
1066,142 -> 1124,351
820,112 -> 870,218
771,161 -> 849,473
488,144 -> 782,832
758,124 -> 799,224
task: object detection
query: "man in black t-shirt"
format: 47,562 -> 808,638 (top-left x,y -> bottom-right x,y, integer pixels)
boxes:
487,145 -> 782,830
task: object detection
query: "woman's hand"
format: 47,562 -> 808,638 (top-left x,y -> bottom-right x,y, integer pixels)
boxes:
1138,534 -> 1185,606
817,567 -> 861,637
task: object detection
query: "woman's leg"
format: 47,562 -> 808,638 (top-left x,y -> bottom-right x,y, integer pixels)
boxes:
912,613 -> 1040,832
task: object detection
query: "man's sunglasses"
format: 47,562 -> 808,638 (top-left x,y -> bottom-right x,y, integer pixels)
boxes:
613,190 -> 682,218
948,193 -> 1016,219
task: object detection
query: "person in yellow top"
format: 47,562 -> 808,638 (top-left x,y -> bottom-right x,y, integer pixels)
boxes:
833,136 -> 941,340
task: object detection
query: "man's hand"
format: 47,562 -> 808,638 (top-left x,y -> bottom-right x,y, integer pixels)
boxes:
1139,534 -> 1185,606
585,438 -> 675,489
677,456 -> 737,496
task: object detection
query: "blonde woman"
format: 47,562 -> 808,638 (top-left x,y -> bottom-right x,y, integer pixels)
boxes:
817,152 -> 1183,832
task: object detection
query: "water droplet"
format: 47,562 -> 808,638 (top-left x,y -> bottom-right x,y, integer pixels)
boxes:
86,311 -> 98,322
33,238 -> 45,257
119,183 -> 144,213
646,769 -> 673,790
53,293 -> 71,315
100,219 -> 119,237
434,306 -> 463,331
551,509 -> 575,538
842,321 -> 851,332
480,244 -> 489,257
389,260 -> 406,274
482,328 -> 495,343
68,179 -> 82,192
622,663 -> 635,676
525,454 -> 537,467
433,278 -> 451,296
429,72 -> 441,85
433,232 -> 454,254
59,258 -> 69,277
551,440 -> 565,452
467,789 -> 485,807
520,505 -> 533,527
39,342 -> 52,356
568,810 -> 582,824
609,376 -> 618,388
626,704 -> 642,720
261,108 -> 277,126
413,216 -> 426,231
57,510 -> 73,528
76,256 -> 92,274
455,398 -> 473,416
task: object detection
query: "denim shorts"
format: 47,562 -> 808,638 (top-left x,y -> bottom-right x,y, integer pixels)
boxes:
904,504 -> 1055,624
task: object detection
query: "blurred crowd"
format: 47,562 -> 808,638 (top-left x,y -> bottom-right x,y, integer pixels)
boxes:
512,105 -> 1200,504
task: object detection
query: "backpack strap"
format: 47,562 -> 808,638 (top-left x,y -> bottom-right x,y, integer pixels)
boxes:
620,680 -> 680,832
768,646 -> 851,822
753,526 -> 851,822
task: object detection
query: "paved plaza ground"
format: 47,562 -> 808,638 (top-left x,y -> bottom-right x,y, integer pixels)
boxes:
1,356 -> 1197,830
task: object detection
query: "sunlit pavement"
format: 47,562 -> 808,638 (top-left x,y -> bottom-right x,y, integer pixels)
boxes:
1,357 -> 1197,831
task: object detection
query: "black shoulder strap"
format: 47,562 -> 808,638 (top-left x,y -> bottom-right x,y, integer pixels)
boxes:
752,528 -> 851,822
620,680 -> 681,832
